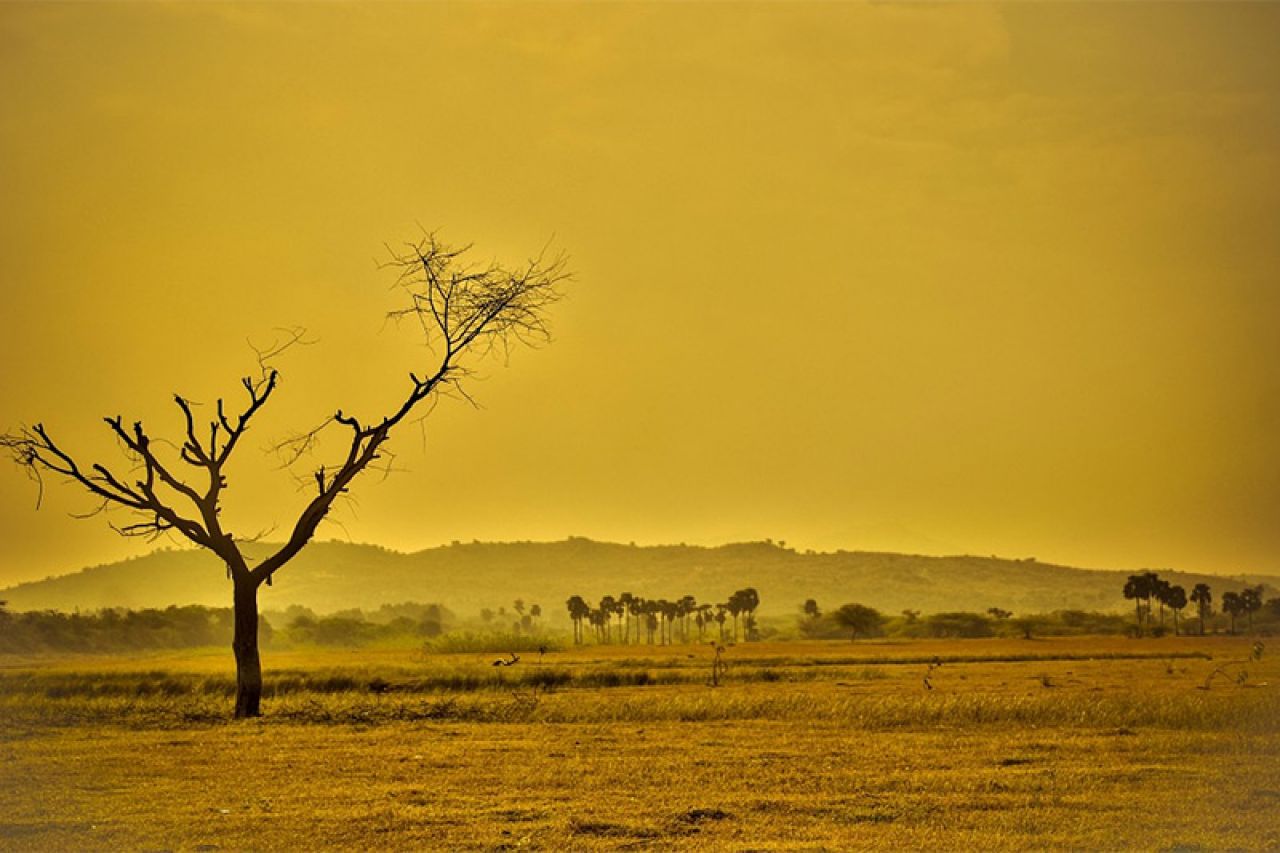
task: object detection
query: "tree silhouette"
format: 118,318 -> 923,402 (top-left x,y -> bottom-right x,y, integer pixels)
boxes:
565,595 -> 590,644
662,599 -> 678,645
612,596 -> 628,642
1190,583 -> 1212,636
599,595 -> 618,644
627,595 -> 644,645
1123,573 -> 1154,635
726,594 -> 743,642
834,603 -> 883,643
1165,584 -> 1187,636
803,599 -> 822,621
696,596 -> 716,637
1153,577 -> 1172,627
1,234 -> 566,718
1241,585 -> 1263,633
619,592 -> 635,644
1222,591 -> 1243,635
679,595 -> 697,643
739,588 -> 760,641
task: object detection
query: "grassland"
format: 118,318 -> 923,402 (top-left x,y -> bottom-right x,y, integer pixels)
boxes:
1,636 -> 1277,850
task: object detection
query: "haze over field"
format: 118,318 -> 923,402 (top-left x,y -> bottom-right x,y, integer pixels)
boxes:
2,3 -> 1279,587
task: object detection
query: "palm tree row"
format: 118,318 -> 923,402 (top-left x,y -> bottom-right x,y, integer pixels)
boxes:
1123,572 -> 1265,636
564,588 -> 760,645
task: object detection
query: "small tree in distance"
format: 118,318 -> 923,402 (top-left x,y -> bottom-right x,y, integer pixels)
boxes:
833,603 -> 884,643
1,234 -> 567,718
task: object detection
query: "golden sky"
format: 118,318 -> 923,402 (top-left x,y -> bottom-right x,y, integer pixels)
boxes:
1,2 -> 1278,586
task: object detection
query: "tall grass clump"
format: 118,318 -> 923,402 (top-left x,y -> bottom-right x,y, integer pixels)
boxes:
423,631 -> 566,655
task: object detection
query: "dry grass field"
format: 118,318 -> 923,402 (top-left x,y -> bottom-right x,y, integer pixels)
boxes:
1,636 -> 1277,851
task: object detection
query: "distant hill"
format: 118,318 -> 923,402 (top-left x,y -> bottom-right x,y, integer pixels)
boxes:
2,538 -> 1275,620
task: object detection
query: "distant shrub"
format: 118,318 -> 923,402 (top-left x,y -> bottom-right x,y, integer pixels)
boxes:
922,612 -> 994,639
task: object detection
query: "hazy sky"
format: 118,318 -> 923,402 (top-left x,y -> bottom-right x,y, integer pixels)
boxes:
2,2 -> 1278,587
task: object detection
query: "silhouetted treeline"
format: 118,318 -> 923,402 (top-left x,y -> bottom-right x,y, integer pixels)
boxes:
565,589 -> 761,644
0,604 -> 261,654
0,601 -> 453,653
1122,572 -> 1278,636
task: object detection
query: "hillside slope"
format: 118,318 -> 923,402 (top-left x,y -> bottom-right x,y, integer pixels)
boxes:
4,539 -> 1275,621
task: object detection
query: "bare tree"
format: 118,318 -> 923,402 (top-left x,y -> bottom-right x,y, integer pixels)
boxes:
2,234 -> 567,718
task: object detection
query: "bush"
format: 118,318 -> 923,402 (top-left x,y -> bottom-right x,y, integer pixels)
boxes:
922,612 -> 994,639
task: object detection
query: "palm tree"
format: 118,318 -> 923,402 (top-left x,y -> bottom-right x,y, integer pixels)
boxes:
726,593 -> 743,642
698,603 -> 714,641
640,600 -> 654,644
1222,591 -> 1243,635
714,605 -> 727,642
803,599 -> 821,621
662,600 -> 679,645
1241,585 -> 1263,633
565,595 -> 590,644
1152,577 -> 1172,628
619,592 -> 635,643
1143,571 -> 1161,625
629,596 -> 646,645
679,595 -> 697,643
599,596 -> 617,643
1166,584 -> 1187,636
1190,584 -> 1212,636
739,588 -> 760,641
611,596 -> 627,641
595,608 -> 612,643
1123,574 -> 1153,635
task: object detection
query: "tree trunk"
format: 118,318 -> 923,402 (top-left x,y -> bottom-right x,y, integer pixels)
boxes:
232,577 -> 264,719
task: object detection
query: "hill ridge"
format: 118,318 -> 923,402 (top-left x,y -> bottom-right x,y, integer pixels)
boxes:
3,538 -> 1275,618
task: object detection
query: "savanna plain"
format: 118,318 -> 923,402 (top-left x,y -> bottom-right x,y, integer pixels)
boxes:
1,636 -> 1277,851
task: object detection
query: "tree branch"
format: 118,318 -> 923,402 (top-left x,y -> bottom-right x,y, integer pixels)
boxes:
257,234 -> 567,583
